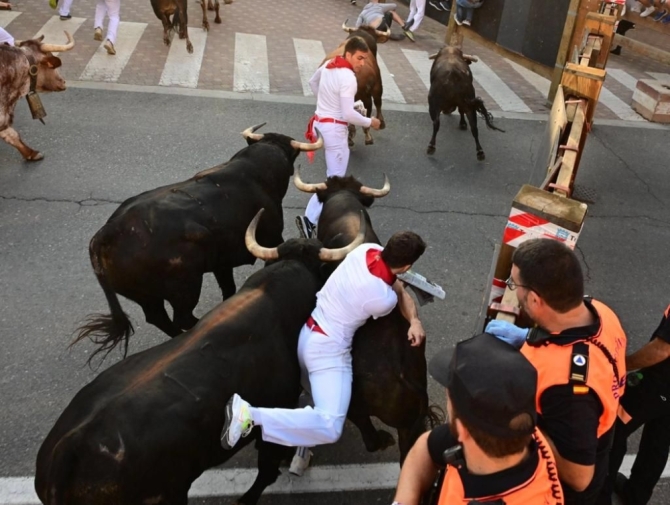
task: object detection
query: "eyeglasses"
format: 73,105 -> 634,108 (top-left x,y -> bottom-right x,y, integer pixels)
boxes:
505,275 -> 532,291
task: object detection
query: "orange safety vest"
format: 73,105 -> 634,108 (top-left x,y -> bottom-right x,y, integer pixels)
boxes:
521,299 -> 627,438
437,430 -> 564,504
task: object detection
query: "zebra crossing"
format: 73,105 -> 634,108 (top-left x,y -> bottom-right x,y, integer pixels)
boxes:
3,10 -> 670,120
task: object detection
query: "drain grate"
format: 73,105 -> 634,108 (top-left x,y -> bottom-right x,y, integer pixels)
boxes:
572,185 -> 597,204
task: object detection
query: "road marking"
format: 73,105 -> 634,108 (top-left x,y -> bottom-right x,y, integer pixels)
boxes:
234,33 -> 269,93
607,68 -> 640,92
159,29 -> 207,88
33,16 -> 86,55
402,48 -> 432,90
0,11 -> 20,28
79,22 -> 147,82
377,53 -> 406,104
2,455 -> 668,503
646,72 -> 670,84
506,59 -> 550,97
469,59 -> 532,113
599,86 -> 643,121
293,38 -> 325,96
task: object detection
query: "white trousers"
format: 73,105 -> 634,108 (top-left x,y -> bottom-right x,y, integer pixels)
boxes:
408,0 -> 426,32
95,0 -> 120,44
251,324 -> 353,447
0,27 -> 14,46
305,121 -> 349,224
59,0 -> 74,16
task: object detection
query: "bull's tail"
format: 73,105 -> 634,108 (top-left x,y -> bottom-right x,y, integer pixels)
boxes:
71,237 -> 134,366
471,97 -> 505,132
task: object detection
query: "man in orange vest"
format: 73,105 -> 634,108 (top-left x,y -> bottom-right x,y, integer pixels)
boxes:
602,303 -> 670,505
485,238 -> 627,505
392,333 -> 564,505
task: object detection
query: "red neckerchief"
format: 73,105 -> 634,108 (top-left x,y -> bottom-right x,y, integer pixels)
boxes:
326,55 -> 354,72
366,248 -> 396,285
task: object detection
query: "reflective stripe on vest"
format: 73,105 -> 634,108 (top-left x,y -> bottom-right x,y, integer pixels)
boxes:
437,430 -> 564,505
521,299 -> 627,438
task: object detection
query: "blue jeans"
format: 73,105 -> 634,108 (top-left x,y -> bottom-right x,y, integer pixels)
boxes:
456,0 -> 483,22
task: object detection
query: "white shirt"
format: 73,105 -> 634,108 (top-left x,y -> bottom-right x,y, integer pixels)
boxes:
311,243 -> 398,348
0,27 -> 15,46
308,61 -> 372,127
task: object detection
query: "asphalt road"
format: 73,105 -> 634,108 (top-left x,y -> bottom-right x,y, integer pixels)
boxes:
1,88 -> 669,504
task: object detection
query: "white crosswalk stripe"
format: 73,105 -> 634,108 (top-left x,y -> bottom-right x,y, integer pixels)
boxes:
506,59 -> 550,97
0,10 -> 20,28
234,32 -> 269,93
80,22 -> 147,82
607,68 -> 640,91
469,59 -> 533,113
34,16 -> 86,55
1,9 -> 661,121
377,53 -> 405,104
293,38 -> 326,96
159,29 -> 207,88
401,48 -> 432,90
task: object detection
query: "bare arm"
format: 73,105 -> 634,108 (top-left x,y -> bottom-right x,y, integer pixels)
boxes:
393,432 -> 438,505
627,337 -> 670,371
393,280 -> 425,346
541,430 -> 594,492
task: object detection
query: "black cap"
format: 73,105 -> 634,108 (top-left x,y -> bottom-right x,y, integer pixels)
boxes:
429,333 -> 537,439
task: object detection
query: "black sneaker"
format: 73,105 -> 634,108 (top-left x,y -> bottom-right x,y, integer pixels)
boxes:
439,0 -> 451,11
350,0 -> 356,4
429,0 -> 444,11
59,14 -> 71,20
295,216 -> 316,239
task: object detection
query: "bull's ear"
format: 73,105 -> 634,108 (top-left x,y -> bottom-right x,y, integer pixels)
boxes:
44,56 -> 62,69
36,35 -> 45,43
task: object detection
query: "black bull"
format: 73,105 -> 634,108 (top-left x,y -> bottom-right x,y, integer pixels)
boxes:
293,170 -> 442,458
73,125 -> 322,362
36,213 -> 365,505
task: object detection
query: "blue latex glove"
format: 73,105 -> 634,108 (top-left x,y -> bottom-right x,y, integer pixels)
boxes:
485,320 -> 529,349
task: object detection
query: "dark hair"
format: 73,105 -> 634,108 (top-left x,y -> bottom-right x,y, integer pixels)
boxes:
343,36 -> 369,56
381,231 -> 426,268
512,238 -> 583,312
451,404 -> 533,459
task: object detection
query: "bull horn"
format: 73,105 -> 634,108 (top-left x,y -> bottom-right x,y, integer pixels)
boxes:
245,209 -> 279,261
462,54 -> 479,62
360,173 -> 391,198
428,52 -> 439,60
375,26 -> 391,39
40,31 -> 75,53
318,212 -> 367,262
342,19 -> 355,33
293,166 -> 327,194
290,127 -> 324,152
241,122 -> 267,141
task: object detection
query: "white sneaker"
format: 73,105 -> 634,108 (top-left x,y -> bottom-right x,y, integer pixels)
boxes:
462,19 -> 471,26
295,215 -> 316,239
640,6 -> 656,17
220,394 -> 254,450
289,447 -> 313,476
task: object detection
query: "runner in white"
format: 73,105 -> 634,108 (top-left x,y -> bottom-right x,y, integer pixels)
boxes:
93,0 -> 120,55
296,36 -> 381,239
58,0 -> 75,20
220,233 -> 427,461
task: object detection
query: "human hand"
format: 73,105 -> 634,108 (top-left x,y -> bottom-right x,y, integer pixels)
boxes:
370,117 -> 381,130
485,320 -> 528,349
408,320 -> 426,347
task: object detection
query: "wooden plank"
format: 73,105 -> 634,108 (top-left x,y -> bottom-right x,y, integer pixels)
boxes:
513,184 -> 588,232
541,156 -> 564,191
561,63 -> 604,122
495,288 -> 519,324
580,36 -> 596,66
613,34 -> 670,67
555,102 -> 587,198
549,0 -> 582,101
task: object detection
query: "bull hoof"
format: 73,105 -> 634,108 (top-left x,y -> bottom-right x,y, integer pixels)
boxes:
477,151 -> 486,161
365,138 -> 374,145
224,0 -> 233,4
215,16 -> 222,23
187,42 -> 194,54
348,139 -> 355,148
163,38 -> 171,47
379,120 -> 386,130
26,152 -> 44,161
459,123 -> 468,131
427,146 -> 435,155
203,22 -> 210,32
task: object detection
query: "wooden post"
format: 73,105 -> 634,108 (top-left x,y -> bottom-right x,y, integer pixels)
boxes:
444,7 -> 462,48
549,0 -> 583,102
561,63 -> 606,125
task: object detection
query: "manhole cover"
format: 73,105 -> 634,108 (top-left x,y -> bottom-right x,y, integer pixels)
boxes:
572,185 -> 597,204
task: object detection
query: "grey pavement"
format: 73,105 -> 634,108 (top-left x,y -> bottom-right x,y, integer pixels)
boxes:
0,87 -> 669,503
